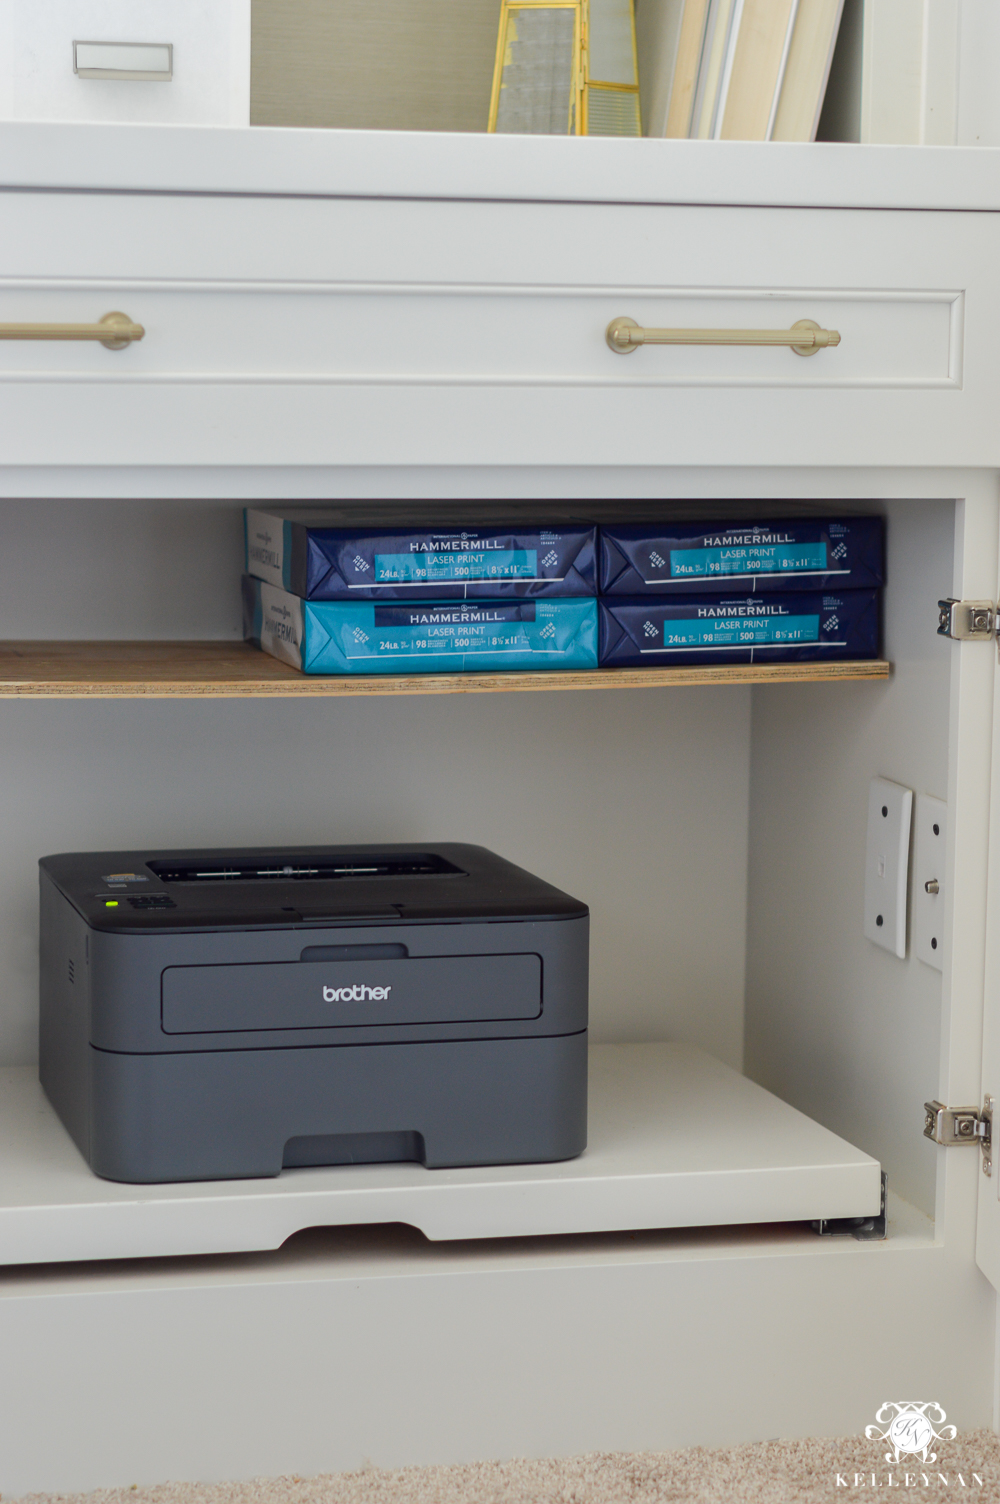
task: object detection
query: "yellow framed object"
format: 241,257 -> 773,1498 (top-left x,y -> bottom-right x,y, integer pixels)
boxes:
488,0 -> 586,135
586,79 -> 641,136
585,0 -> 640,136
488,0 -> 640,136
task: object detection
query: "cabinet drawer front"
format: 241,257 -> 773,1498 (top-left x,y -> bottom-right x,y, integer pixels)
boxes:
0,284 -> 960,389
0,192 -> 995,467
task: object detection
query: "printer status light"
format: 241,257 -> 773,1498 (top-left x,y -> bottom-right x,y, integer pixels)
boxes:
105,900 -> 119,907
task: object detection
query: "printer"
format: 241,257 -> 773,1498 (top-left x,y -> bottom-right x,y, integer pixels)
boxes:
39,844 -> 589,1184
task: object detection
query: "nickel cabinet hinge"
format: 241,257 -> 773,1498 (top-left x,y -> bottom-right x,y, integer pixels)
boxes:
923,1096 -> 993,1176
937,598 -> 996,641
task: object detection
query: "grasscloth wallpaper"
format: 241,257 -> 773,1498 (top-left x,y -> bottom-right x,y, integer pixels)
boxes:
251,0 -> 501,132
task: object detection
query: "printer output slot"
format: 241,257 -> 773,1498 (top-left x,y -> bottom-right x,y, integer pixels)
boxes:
147,853 -> 465,884
289,906 -> 404,923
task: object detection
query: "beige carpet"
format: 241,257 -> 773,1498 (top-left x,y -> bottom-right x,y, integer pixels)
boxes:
17,1433 -> 1000,1504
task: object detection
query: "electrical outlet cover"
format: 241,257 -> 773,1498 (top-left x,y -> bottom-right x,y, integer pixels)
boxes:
864,777 -> 913,959
913,794 -> 947,970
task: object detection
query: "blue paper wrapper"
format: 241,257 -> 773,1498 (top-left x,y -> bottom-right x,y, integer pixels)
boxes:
600,517 -> 884,595
243,576 -> 599,674
245,508 -> 597,600
599,591 -> 880,667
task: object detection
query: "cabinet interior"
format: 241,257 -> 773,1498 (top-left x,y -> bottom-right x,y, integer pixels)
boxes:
0,491 -> 952,1240
4,0 -> 988,146
249,0 -> 865,140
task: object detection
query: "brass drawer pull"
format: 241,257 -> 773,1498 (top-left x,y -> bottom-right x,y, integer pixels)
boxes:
0,311 -> 144,350
606,316 -> 841,357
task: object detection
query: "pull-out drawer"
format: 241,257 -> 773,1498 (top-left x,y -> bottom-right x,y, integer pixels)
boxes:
0,189 -> 996,468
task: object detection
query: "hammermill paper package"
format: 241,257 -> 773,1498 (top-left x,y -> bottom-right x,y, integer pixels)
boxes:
243,577 -> 599,674
244,509 -> 597,600
599,517 -> 884,595
599,591 -> 879,667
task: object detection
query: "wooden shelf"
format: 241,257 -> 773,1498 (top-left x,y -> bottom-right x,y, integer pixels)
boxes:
0,642 -> 892,698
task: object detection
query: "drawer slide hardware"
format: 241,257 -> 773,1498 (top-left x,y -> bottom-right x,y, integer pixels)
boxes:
0,311 -> 144,350
812,1170 -> 887,1240
923,1097 -> 993,1176
937,598 -> 996,641
605,316 -> 841,356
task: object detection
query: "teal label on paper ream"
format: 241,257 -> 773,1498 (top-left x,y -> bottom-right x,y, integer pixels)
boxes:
301,599 -> 598,673
669,543 -> 828,580
373,549 -> 538,584
662,613 -> 820,648
368,603 -> 531,656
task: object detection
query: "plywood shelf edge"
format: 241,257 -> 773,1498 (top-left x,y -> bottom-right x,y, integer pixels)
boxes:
0,642 -> 892,698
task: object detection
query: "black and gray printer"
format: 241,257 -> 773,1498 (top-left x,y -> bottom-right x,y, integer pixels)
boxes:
39,844 -> 589,1183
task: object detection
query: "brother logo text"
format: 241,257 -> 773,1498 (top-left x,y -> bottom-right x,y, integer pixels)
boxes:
323,984 -> 391,1002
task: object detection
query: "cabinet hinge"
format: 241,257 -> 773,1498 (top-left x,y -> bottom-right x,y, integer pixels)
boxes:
923,1096 -> 993,1176
937,598 -> 996,641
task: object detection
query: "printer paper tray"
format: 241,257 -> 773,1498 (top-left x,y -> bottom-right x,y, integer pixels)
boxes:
0,1043 -> 881,1265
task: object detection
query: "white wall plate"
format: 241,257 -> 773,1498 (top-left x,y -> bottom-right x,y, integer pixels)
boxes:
913,794 -> 947,970
864,776 -> 913,958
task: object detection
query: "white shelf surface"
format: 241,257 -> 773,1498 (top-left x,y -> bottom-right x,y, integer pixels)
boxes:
5,123 -> 1000,214
0,1043 -> 882,1267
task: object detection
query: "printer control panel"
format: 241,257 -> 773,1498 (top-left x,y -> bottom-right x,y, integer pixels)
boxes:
42,844 -> 589,932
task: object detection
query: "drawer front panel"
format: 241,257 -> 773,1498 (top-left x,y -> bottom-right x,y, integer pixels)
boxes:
0,191 -> 996,467
0,283 -> 960,389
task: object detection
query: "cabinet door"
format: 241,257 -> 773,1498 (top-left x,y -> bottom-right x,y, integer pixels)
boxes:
971,498 -> 1000,1291
1,190 -> 999,471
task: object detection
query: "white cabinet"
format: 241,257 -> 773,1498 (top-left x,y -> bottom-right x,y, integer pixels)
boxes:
0,124 -> 998,1495
0,187 -> 993,470
0,2 -> 250,127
